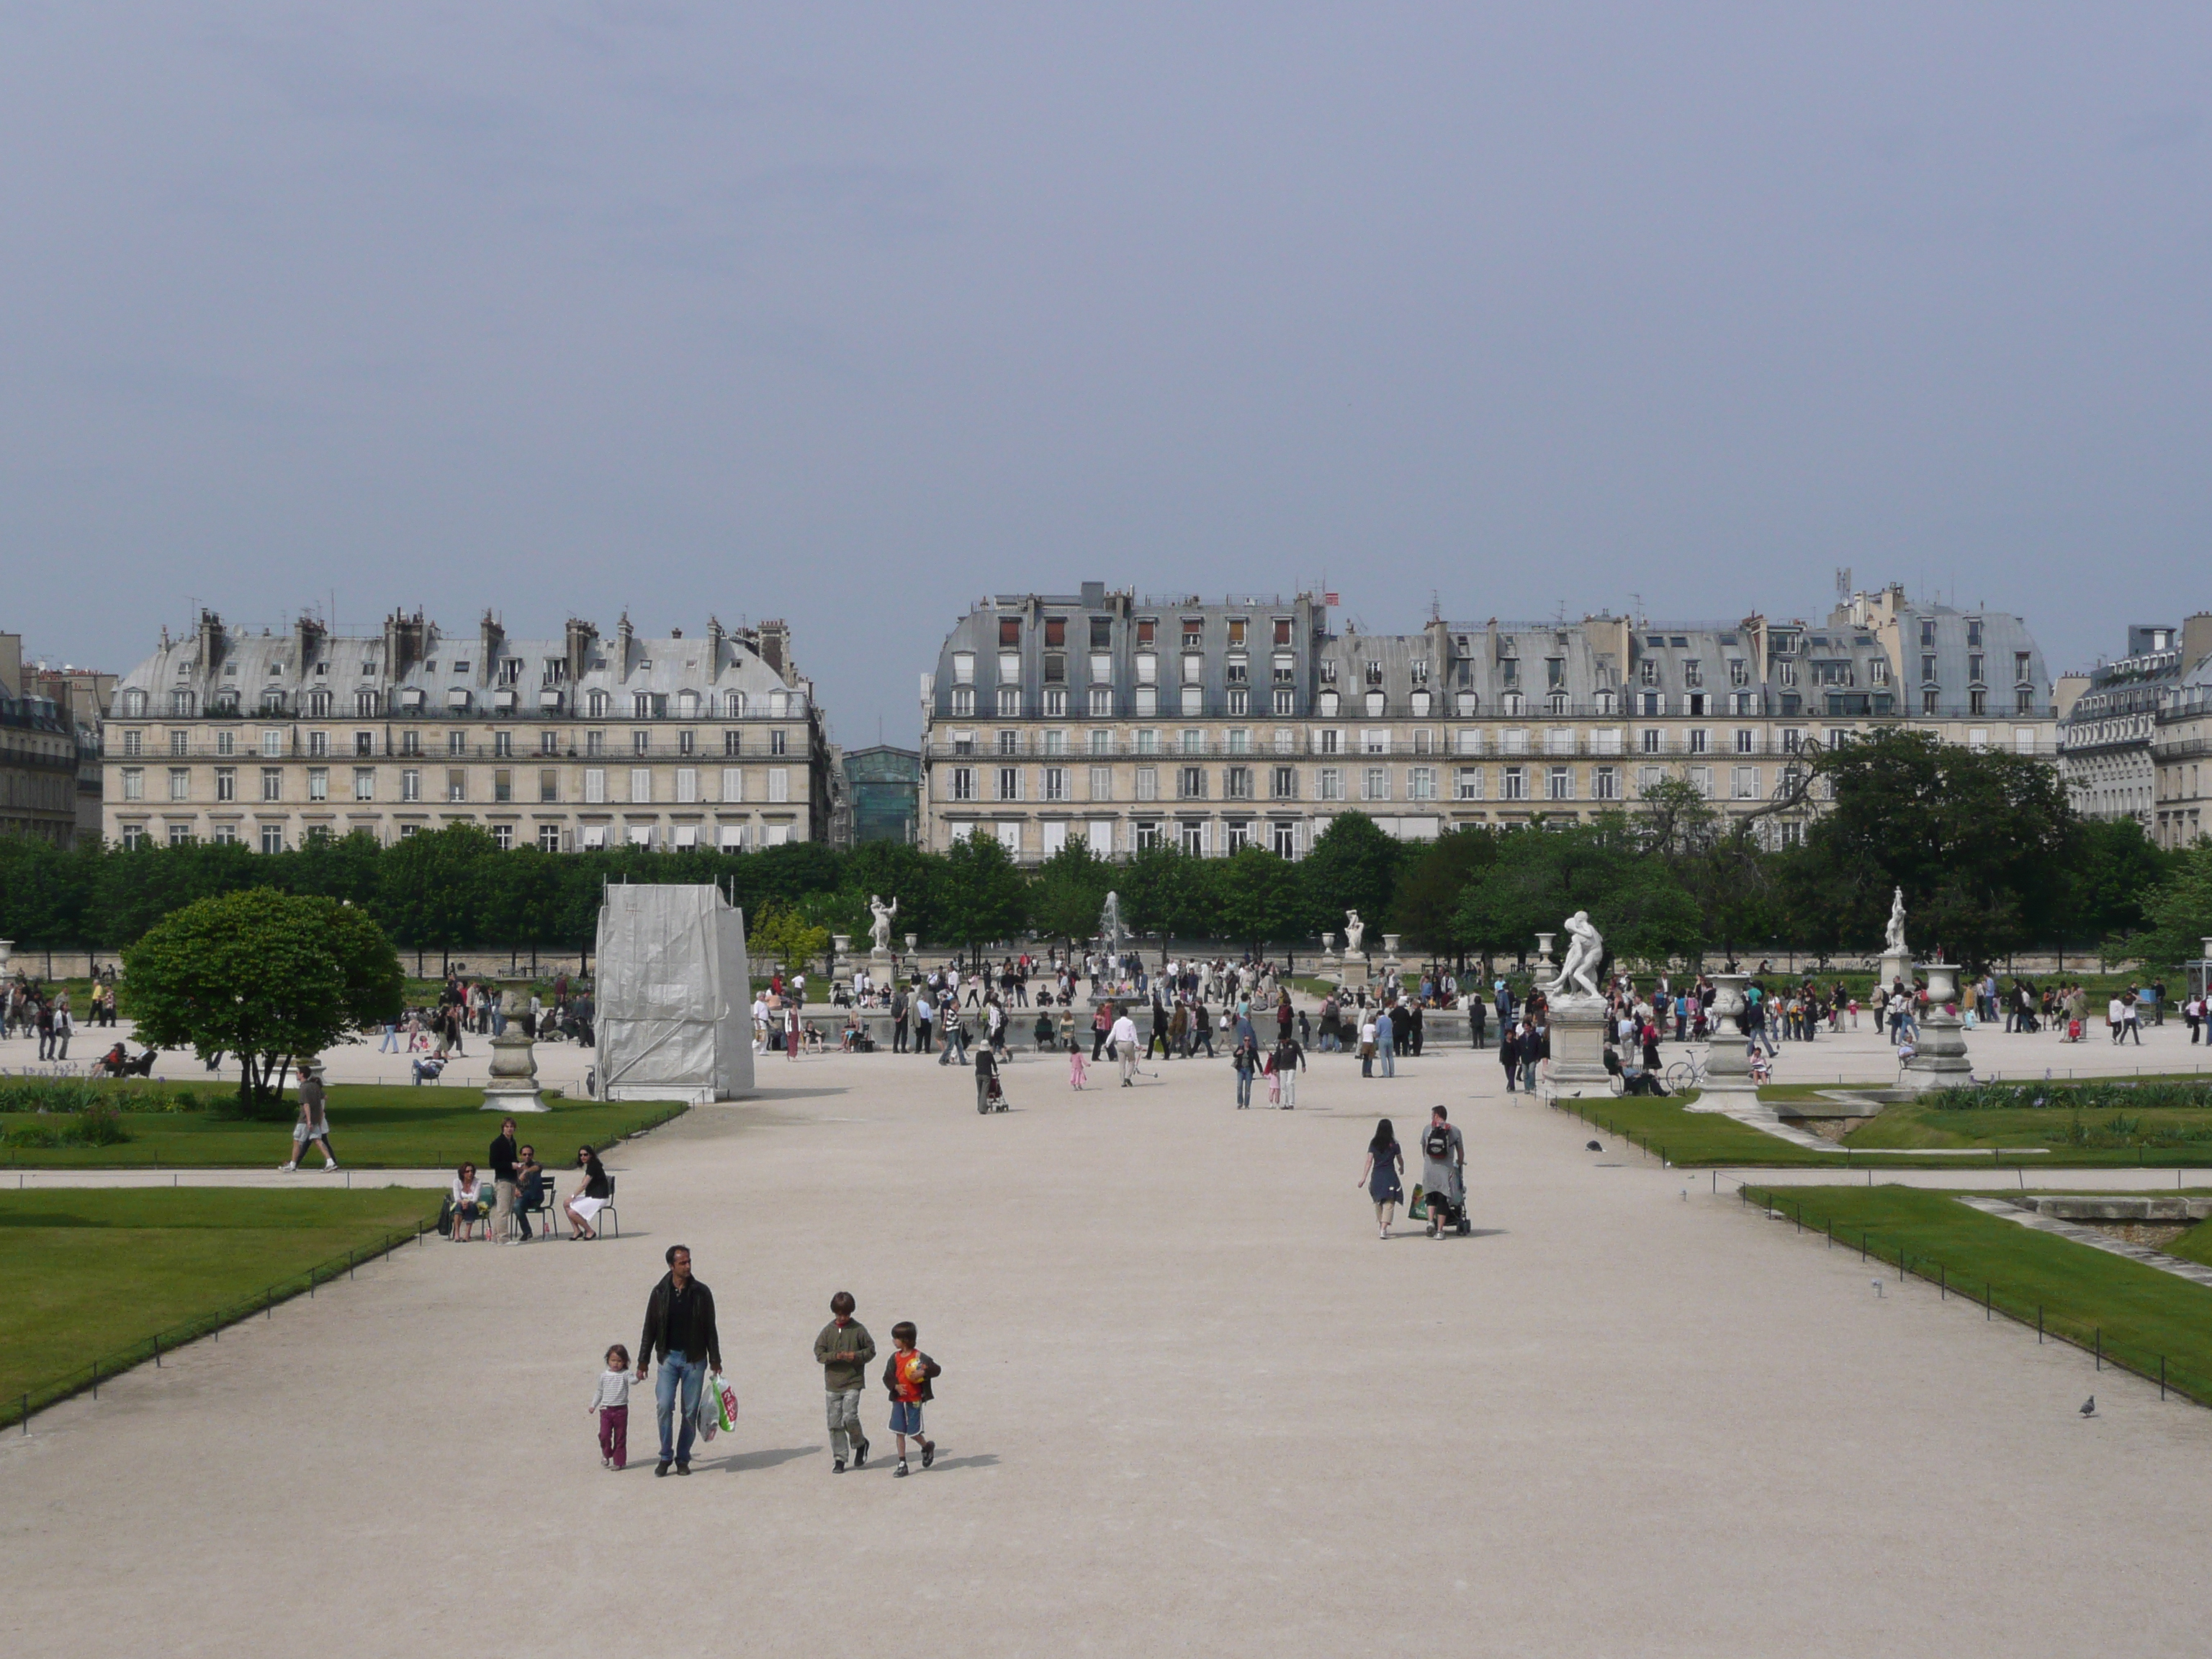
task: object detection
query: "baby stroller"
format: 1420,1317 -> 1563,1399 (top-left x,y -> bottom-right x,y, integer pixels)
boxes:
1411,1179 -> 1472,1237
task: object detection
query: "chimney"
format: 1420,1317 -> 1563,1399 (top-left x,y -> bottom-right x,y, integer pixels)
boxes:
757,619 -> 788,680
382,609 -> 426,678
2184,613 -> 2212,672
295,613 -> 325,673
479,610 -> 503,684
565,617 -> 597,685
197,608 -> 227,678
706,616 -> 726,681
616,612 -> 635,678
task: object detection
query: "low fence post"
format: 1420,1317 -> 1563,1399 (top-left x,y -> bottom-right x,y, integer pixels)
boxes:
2096,1329 -> 2102,1371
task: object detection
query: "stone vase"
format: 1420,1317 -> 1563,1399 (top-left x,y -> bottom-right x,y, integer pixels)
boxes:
1902,963 -> 1973,1094
1687,972 -> 1759,1106
481,1025 -> 549,1112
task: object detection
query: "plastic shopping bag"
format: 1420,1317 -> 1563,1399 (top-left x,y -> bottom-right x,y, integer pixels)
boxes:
714,1370 -> 739,1433
693,1376 -> 720,1442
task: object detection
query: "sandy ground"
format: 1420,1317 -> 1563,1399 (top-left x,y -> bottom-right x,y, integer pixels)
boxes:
7,1022 -> 2212,1658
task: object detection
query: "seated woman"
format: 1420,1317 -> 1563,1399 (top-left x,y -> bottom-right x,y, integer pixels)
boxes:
449,1162 -> 490,1241
1033,1010 -> 1056,1051
564,1146 -> 612,1240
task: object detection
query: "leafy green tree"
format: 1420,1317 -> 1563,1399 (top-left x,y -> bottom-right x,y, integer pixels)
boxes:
1390,827 -> 1498,960
2064,815 -> 2173,948
121,889 -> 403,1107
1030,840 -> 1115,948
750,902 -> 832,978
1122,843 -> 1217,956
1453,816 -> 1704,971
938,830 -> 1030,963
374,824 -> 500,952
0,835 -> 96,947
1300,813 -> 1409,940
1784,732 -> 2074,970
1216,846 -> 1305,950
282,828 -> 386,907
2127,843 -> 2212,973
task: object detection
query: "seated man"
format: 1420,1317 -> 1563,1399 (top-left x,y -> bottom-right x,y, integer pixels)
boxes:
412,1054 -> 446,1085
513,1146 -> 547,1241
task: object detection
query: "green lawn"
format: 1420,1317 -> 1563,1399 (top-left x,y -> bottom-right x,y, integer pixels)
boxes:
0,1187 -> 443,1421
0,1082 -> 688,1169
1739,1184 -> 2212,1404
1555,1090 -> 1847,1166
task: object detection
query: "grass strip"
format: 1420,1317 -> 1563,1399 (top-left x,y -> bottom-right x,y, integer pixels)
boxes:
1737,1184 -> 2212,1407
0,1082 -> 689,1169
0,1187 -> 444,1426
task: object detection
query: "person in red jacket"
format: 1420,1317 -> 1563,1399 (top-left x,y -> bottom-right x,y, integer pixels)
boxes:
882,1321 -> 942,1478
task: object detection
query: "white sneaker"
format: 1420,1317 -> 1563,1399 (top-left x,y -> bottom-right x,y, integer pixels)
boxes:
323,1161 -> 338,1172
278,1161 -> 296,1173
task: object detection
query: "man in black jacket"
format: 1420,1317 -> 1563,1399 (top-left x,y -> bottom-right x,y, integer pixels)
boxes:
635,1245 -> 722,1476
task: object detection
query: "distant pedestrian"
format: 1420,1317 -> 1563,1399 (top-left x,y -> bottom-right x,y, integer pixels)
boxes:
1359,1118 -> 1404,1240
590,1344 -> 631,1470
490,1115 -> 520,1241
815,1292 -> 876,1474
881,1321 -> 941,1477
1110,1007 -> 1140,1087
1359,1012 -> 1378,1077
1069,1043 -> 1088,1089
279,1063 -> 336,1172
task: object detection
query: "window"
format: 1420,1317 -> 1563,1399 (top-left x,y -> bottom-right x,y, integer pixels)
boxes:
1869,657 -> 1889,686
213,767 -> 235,801
122,767 -> 145,800
1537,765 -> 1566,800
951,688 -> 975,716
1639,692 -> 1662,716
260,825 -> 284,855
949,767 -> 976,802
1271,821 -> 1298,858
488,824 -> 513,852
1922,688 -> 1940,715
1272,765 -> 1297,799
307,768 -> 328,801
1683,660 -> 1703,688
399,729 -> 421,757
1362,767 -> 1389,801
1226,766 -> 1253,800
1968,655 -> 1985,684
1178,765 -> 1206,799
167,729 -> 189,756
1969,688 -> 1987,715
1178,821 -> 1205,855
669,767 -> 695,804
770,730 -> 788,757
1502,729 -> 1529,755
1920,655 -> 1938,683
1778,661 -> 1797,688
446,770 -> 467,803
583,768 -> 606,804
1734,729 -> 1755,754
2015,651 -> 2033,683
1920,619 -> 1937,647
400,770 -> 421,802
629,729 -> 649,755
1223,819 -> 1251,853
1361,728 -> 1390,755
1408,767 -> 1436,801
1688,729 -> 1709,755
1966,619 -> 1983,649
630,768 -> 652,804
1732,765 -> 1760,799
1133,765 -> 1160,801
1454,766 -> 1482,800
1593,765 -> 1619,801
715,729 -> 739,758
121,825 -> 145,850
538,824 -> 563,853
1640,659 -> 1658,687
1088,765 -> 1112,801
1689,765 -> 1713,799
2015,688 -> 2034,715
997,766 -> 1022,801
1501,765 -> 1527,801
719,767 -> 742,803
1317,768 -> 1344,801
999,616 -> 1021,648
765,768 -> 788,806
1089,686 -> 1115,716
168,823 -> 194,847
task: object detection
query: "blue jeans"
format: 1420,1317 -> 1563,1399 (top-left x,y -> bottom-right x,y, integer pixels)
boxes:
655,1354 -> 707,1464
1236,1071 -> 1253,1107
1379,1047 -> 1395,1077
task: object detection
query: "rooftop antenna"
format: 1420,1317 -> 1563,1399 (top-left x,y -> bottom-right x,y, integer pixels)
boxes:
1628,592 -> 1644,625
1835,567 -> 1851,606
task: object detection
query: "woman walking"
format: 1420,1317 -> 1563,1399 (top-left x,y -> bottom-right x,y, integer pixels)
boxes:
1359,1118 -> 1405,1240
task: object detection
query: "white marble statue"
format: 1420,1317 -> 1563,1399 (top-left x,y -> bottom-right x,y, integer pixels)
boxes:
1883,886 -> 1908,956
868,894 -> 899,953
1344,909 -> 1366,956
1545,910 -> 1605,999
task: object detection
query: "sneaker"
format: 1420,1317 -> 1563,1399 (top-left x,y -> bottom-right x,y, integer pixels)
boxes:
323,1161 -> 338,1172
832,1460 -> 846,1475
921,1441 -> 935,1469
655,1461 -> 672,1478
853,1439 -> 869,1469
278,1161 -> 296,1173
675,1462 -> 691,1476
894,1460 -> 909,1478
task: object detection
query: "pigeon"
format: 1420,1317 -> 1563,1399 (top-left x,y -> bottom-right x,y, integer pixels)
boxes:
1870,1280 -> 1884,1298
1586,1140 -> 1603,1152
2080,1396 -> 2096,1418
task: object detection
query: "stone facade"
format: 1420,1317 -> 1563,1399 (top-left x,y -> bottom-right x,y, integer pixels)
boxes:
2060,616 -> 2212,840
103,609 -> 832,853
0,633 -> 84,845
918,583 -> 2058,863
2151,616 -> 2212,850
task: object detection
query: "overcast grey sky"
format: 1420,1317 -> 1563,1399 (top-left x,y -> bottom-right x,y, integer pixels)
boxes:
4,4 -> 2207,740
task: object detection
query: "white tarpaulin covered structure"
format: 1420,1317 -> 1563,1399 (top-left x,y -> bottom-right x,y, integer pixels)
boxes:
593,883 -> 754,1102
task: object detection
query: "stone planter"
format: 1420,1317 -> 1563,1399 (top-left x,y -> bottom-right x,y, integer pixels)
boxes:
1901,963 -> 1972,1094
1687,972 -> 1759,1106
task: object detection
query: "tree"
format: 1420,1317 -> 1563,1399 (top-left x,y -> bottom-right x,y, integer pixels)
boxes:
938,830 -> 1029,963
1121,843 -> 1216,957
1030,840 -> 1114,948
1216,847 -> 1305,950
374,824 -> 500,953
1390,827 -> 1499,961
2064,815 -> 2173,949
121,889 -> 403,1109
2126,842 -> 2212,973
1300,813 -> 1409,940
1452,817 -> 1704,971
750,902 -> 832,978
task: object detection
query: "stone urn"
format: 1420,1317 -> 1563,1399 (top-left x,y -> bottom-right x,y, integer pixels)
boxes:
481,1022 -> 549,1112
1382,934 -> 1401,958
0,939 -> 12,976
1534,932 -> 1557,971
832,933 -> 852,971
1902,963 -> 1973,1094
1688,972 -> 1759,1105
904,932 -> 918,953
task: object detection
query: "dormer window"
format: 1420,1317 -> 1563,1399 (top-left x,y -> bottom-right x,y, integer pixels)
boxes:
1044,617 -> 1066,647
452,660 -> 471,674
999,616 -> 1021,647
1410,660 -> 1430,685
1364,661 -> 1384,687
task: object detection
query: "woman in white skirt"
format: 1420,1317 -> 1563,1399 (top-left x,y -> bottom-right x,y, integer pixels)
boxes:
565,1146 -> 612,1240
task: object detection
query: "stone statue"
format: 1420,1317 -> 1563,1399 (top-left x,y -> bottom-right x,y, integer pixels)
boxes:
1344,909 -> 1366,956
1100,891 -> 1127,963
1545,910 -> 1604,1000
1883,887 -> 1908,956
868,894 -> 899,953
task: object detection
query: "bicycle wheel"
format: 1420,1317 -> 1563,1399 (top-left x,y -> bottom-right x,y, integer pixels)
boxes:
1663,1061 -> 1696,1094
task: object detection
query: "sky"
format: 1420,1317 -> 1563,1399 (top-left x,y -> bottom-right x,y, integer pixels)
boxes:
4,4 -> 2208,742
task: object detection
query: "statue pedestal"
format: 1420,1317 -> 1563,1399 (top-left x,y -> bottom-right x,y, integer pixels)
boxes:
871,946 -> 896,978
1902,963 -> 1973,1094
1876,951 -> 1912,996
1545,993 -> 1612,1091
1686,972 -> 1760,1107
481,1027 -> 549,1112
1339,953 -> 1370,989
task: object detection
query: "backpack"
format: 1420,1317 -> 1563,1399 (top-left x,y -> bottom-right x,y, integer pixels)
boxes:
1424,1124 -> 1451,1161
